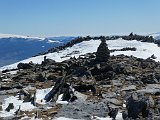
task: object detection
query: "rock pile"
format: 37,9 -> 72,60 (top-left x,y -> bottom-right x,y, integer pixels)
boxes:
96,38 -> 110,62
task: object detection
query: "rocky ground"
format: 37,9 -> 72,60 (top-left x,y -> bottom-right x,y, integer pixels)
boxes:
0,39 -> 160,120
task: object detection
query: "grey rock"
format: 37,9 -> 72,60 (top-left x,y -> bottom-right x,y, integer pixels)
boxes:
105,98 -> 122,106
112,80 -> 122,86
137,84 -> 160,94
125,76 -> 136,81
102,92 -> 117,98
55,101 -> 109,120
148,96 -> 155,108
122,85 -> 136,91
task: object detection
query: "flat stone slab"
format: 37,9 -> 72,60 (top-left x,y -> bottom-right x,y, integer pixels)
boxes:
137,84 -> 160,94
122,85 -> 136,91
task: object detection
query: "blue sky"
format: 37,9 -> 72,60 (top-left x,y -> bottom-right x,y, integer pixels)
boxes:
0,0 -> 160,37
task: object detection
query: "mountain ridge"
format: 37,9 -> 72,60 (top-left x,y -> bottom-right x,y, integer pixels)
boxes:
0,34 -> 76,67
1,33 -> 160,71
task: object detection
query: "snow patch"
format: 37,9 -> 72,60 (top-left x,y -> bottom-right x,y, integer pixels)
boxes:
47,40 -> 59,43
0,86 -> 69,118
56,94 -> 68,104
35,87 -> 53,104
0,96 -> 36,117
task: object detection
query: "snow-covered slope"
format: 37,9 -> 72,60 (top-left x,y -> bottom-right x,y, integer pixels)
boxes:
0,33 -> 75,67
1,38 -> 160,71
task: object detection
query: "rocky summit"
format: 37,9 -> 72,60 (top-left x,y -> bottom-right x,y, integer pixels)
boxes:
0,38 -> 160,120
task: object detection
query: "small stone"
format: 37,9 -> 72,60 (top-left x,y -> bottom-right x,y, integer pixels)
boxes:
150,54 -> 157,59
5,103 -> 14,112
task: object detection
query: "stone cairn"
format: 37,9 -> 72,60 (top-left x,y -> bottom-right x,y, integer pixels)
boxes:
96,38 -> 110,62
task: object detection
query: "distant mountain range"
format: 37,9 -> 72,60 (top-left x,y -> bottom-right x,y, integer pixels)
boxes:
0,32 -> 160,68
0,33 -> 76,67
148,32 -> 160,40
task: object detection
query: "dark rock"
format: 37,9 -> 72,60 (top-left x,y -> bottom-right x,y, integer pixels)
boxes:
0,106 -> 2,111
108,107 -> 118,119
141,74 -> 158,84
31,92 -> 36,106
0,84 -> 12,90
126,93 -> 149,119
70,96 -> 78,102
12,82 -> 23,89
73,84 -> 96,94
122,111 -> 128,120
36,73 -> 47,82
155,92 -> 160,96
90,64 -> 112,76
151,54 -> 157,59
62,87 -> 72,101
129,32 -> 134,37
95,71 -> 114,81
17,62 -> 34,69
44,74 -> 67,102
0,102 -> 2,111
72,67 -> 92,78
112,62 -> 125,74
5,103 -> 14,112
23,93 -> 32,102
42,56 -> 56,65
62,86 -> 78,102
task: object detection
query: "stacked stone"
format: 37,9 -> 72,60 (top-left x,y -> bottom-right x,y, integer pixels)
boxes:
96,38 -> 110,62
